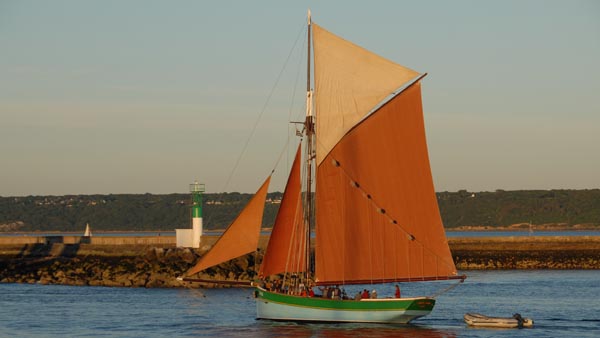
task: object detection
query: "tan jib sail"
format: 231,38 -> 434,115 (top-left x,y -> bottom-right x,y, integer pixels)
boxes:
312,23 -> 419,165
259,144 -> 306,277
313,25 -> 457,285
186,176 -> 271,276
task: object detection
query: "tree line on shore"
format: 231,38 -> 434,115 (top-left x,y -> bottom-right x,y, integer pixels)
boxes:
1,189 -> 599,232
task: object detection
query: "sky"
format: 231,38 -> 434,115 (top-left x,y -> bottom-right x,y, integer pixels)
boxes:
1,0 -> 599,196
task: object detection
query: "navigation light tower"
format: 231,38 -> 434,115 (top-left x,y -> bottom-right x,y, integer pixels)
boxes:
190,180 -> 205,248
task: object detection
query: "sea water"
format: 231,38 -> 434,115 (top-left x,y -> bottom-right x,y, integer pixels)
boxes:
1,270 -> 599,337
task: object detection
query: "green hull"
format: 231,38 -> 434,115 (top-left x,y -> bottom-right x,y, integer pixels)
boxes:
255,287 -> 435,323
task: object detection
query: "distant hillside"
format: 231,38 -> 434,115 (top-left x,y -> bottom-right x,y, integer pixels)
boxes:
0,193 -> 281,232
438,189 -> 600,229
1,189 -> 599,232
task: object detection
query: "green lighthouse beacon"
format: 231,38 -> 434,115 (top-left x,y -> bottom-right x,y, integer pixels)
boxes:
190,180 -> 205,248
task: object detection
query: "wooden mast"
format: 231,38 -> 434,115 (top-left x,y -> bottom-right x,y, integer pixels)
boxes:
304,9 -> 314,282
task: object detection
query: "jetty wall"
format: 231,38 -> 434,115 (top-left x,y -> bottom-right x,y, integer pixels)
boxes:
451,236 -> 600,269
1,236 -> 599,288
0,236 -> 176,246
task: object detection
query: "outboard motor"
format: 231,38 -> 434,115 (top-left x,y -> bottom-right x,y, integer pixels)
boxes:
513,313 -> 524,328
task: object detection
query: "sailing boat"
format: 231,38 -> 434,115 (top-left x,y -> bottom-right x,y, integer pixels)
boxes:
83,223 -> 92,237
183,12 -> 465,324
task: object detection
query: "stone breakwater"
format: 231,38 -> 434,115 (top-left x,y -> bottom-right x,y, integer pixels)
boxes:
452,236 -> 600,269
1,236 -> 599,288
0,240 -> 255,288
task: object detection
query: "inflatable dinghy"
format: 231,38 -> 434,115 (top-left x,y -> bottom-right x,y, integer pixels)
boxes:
464,313 -> 533,328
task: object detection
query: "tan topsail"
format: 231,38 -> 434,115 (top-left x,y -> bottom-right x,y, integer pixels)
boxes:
313,23 -> 419,165
185,176 -> 271,276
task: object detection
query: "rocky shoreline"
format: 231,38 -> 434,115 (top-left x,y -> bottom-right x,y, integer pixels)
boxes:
0,244 -> 255,288
1,236 -> 599,288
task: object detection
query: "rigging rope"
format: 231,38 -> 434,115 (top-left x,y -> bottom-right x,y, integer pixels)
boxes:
221,23 -> 306,192
429,277 -> 465,299
286,34 -> 307,172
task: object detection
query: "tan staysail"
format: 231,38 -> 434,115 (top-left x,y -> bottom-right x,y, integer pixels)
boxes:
313,23 -> 419,165
313,25 -> 457,285
186,176 -> 271,276
259,144 -> 306,277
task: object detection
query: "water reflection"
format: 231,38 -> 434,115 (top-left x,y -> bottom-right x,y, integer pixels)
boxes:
255,322 -> 457,337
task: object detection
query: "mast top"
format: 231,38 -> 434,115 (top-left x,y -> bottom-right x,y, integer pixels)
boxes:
307,9 -> 311,25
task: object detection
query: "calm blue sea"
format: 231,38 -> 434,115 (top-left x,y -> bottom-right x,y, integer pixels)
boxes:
1,270 -> 599,337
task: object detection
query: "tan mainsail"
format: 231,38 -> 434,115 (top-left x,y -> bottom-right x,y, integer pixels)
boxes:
314,81 -> 458,284
259,144 -> 306,277
313,23 -> 419,165
186,176 -> 271,276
